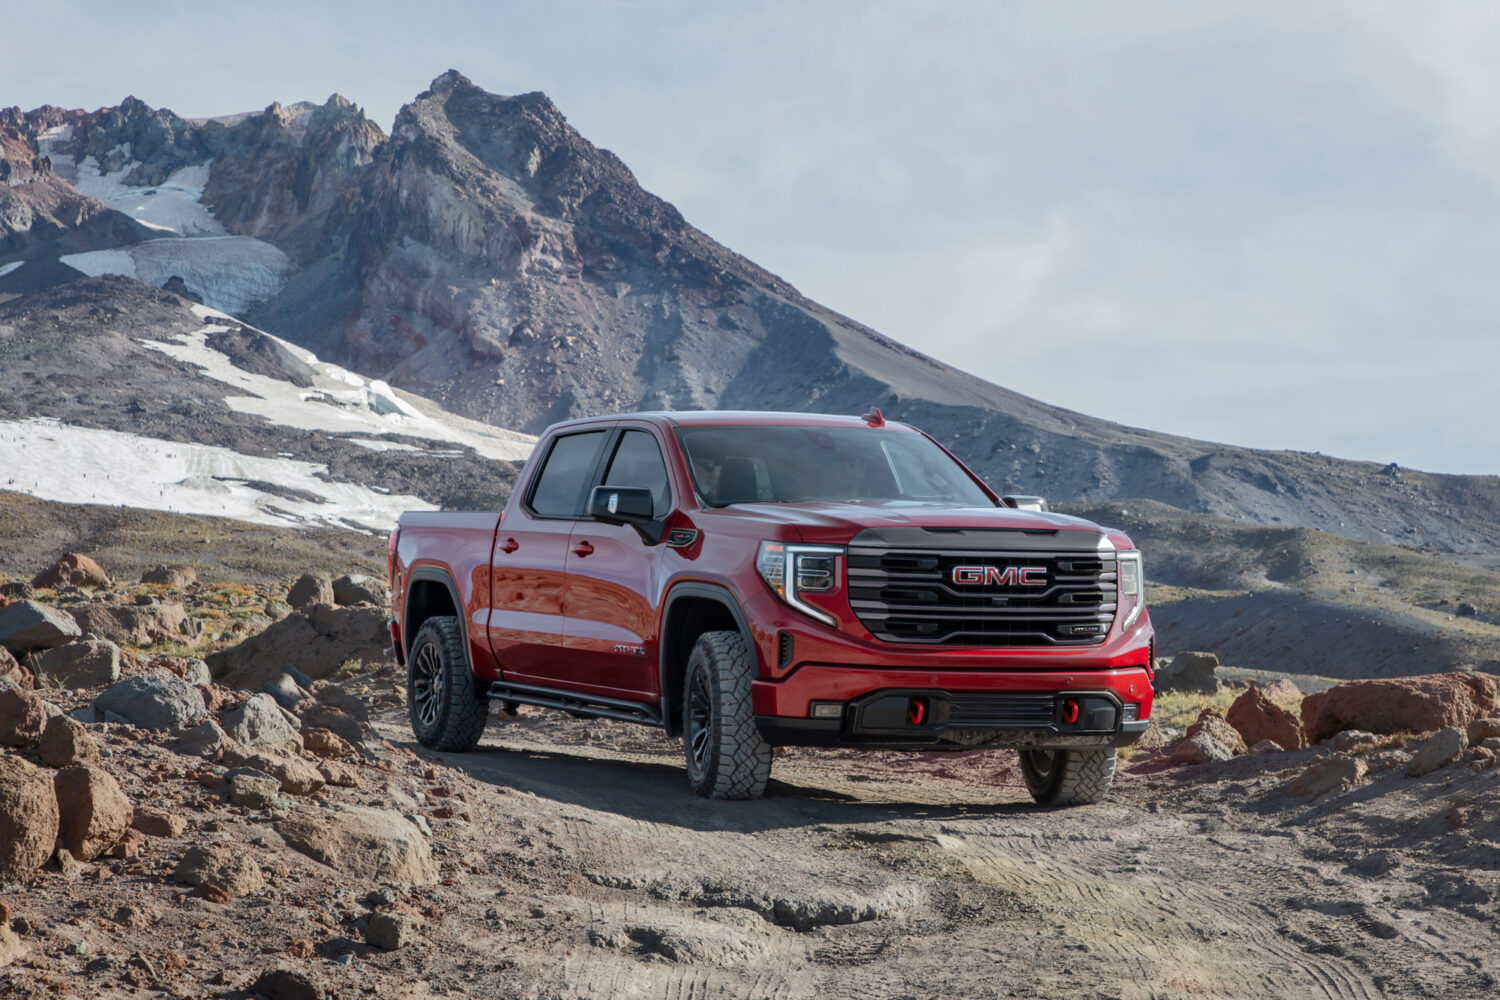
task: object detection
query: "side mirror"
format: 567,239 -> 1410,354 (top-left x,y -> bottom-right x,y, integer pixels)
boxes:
588,486 -> 663,543
1002,494 -> 1049,512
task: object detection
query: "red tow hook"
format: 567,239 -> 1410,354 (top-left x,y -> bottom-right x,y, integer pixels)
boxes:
907,698 -> 927,725
1060,699 -> 1080,725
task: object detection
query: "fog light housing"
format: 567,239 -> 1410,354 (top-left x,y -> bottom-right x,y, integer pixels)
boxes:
809,701 -> 843,720
1122,702 -> 1140,723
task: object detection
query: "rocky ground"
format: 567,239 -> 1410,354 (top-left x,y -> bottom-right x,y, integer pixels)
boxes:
2,553 -> 1499,999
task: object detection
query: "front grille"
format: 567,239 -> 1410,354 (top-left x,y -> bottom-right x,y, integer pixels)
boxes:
847,545 -> 1117,646
945,693 -> 1056,727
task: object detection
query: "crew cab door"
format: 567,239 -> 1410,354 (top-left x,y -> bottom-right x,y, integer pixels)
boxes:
486,428 -> 610,684
558,427 -> 675,700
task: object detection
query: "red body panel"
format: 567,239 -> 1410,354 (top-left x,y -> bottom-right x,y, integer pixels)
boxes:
389,411 -> 1157,745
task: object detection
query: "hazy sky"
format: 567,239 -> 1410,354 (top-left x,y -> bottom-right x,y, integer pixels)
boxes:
8,1 -> 1499,474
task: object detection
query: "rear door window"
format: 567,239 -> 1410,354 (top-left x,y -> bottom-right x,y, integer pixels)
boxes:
528,431 -> 606,517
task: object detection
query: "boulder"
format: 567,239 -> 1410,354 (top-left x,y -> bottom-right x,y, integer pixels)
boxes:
302,728 -> 355,759
364,912 -> 422,951
294,704 -> 364,745
0,646 -> 32,690
1185,709 -> 1247,756
132,805 -> 188,838
93,675 -> 205,731
1248,739 -> 1285,754
1301,673 -> 1496,742
1170,731 -> 1235,765
140,564 -> 196,587
1407,727 -> 1467,777
224,692 -> 302,748
1155,651 -> 1221,694
1290,755 -> 1367,798
149,655 -> 213,686
0,600 -> 82,653
38,715 -> 99,767
207,605 -> 388,689
250,968 -> 325,1000
0,687 -> 47,747
1468,718 -> 1500,744
333,574 -> 387,607
287,573 -> 334,609
32,639 -> 121,689
223,748 -> 324,796
170,718 -> 230,758
317,760 -> 360,788
0,754 -> 60,883
32,553 -> 111,590
1226,686 -> 1307,751
260,672 -> 309,709
1331,729 -> 1377,752
173,844 -> 264,897
1262,678 -> 1303,701
228,769 -> 282,809
68,601 -> 199,647
275,806 -> 438,885
54,764 -> 131,861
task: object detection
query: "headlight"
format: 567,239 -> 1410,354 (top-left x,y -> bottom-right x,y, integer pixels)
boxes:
1118,551 -> 1144,629
757,541 -> 843,626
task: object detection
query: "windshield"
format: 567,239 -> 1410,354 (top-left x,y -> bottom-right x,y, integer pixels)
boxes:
677,425 -> 996,508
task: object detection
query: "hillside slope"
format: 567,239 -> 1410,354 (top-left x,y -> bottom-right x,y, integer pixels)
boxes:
0,276 -> 529,528
2,75 -> 1498,552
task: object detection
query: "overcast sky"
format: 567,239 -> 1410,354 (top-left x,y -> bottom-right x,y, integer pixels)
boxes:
8,1 -> 1499,474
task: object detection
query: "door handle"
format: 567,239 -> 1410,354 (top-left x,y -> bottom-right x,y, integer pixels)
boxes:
572,540 -> 595,557
499,538 -> 519,554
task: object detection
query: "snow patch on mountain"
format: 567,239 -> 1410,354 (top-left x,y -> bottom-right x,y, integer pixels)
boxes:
60,237 -> 290,313
136,304 -> 536,462
37,131 -> 225,237
0,418 -> 432,530
0,261 -> 22,279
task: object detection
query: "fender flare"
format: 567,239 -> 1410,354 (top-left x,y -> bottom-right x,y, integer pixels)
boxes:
657,582 -> 755,730
404,566 -> 474,673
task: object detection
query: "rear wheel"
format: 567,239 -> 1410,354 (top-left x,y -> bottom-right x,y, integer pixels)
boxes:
408,616 -> 488,752
682,631 -> 772,799
1019,748 -> 1117,805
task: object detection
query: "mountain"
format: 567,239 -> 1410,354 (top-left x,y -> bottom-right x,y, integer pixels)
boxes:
2,73 -> 1499,554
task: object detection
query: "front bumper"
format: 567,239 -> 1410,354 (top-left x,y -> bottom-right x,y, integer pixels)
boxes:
751,665 -> 1153,751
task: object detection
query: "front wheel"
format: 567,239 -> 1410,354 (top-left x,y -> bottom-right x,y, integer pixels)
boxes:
407,616 -> 488,752
682,631 -> 773,799
1019,748 -> 1117,806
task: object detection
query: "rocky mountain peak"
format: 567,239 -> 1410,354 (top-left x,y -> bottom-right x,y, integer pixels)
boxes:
423,69 -> 473,97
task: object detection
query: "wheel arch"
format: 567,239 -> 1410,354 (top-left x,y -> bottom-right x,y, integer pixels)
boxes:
658,583 -> 754,737
404,567 -> 474,672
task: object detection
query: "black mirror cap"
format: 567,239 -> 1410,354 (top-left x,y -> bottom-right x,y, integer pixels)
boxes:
589,485 -> 655,524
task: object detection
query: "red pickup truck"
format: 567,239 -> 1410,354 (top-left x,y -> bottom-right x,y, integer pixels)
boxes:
388,410 -> 1154,803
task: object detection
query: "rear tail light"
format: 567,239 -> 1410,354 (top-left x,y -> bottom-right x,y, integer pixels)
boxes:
387,526 -> 400,581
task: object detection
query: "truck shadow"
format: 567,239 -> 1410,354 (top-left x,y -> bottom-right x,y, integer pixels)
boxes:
409,738 -> 1041,835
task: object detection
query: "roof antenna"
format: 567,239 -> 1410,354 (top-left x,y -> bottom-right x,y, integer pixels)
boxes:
863,407 -> 885,427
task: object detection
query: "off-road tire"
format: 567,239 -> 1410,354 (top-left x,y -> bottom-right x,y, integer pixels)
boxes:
407,616 -> 488,752
682,631 -> 773,799
1019,748 -> 1117,806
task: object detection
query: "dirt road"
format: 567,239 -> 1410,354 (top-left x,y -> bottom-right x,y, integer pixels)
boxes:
383,708 -> 1500,1000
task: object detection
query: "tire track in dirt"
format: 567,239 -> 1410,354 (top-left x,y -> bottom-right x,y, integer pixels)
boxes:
392,711 -> 1497,999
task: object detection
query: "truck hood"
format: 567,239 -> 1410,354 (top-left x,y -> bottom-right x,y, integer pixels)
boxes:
702,501 -> 1125,546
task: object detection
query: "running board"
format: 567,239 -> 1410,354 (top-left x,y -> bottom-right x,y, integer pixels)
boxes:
486,680 -> 665,728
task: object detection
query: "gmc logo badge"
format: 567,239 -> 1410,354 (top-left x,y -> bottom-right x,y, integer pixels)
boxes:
952,565 -> 1047,586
